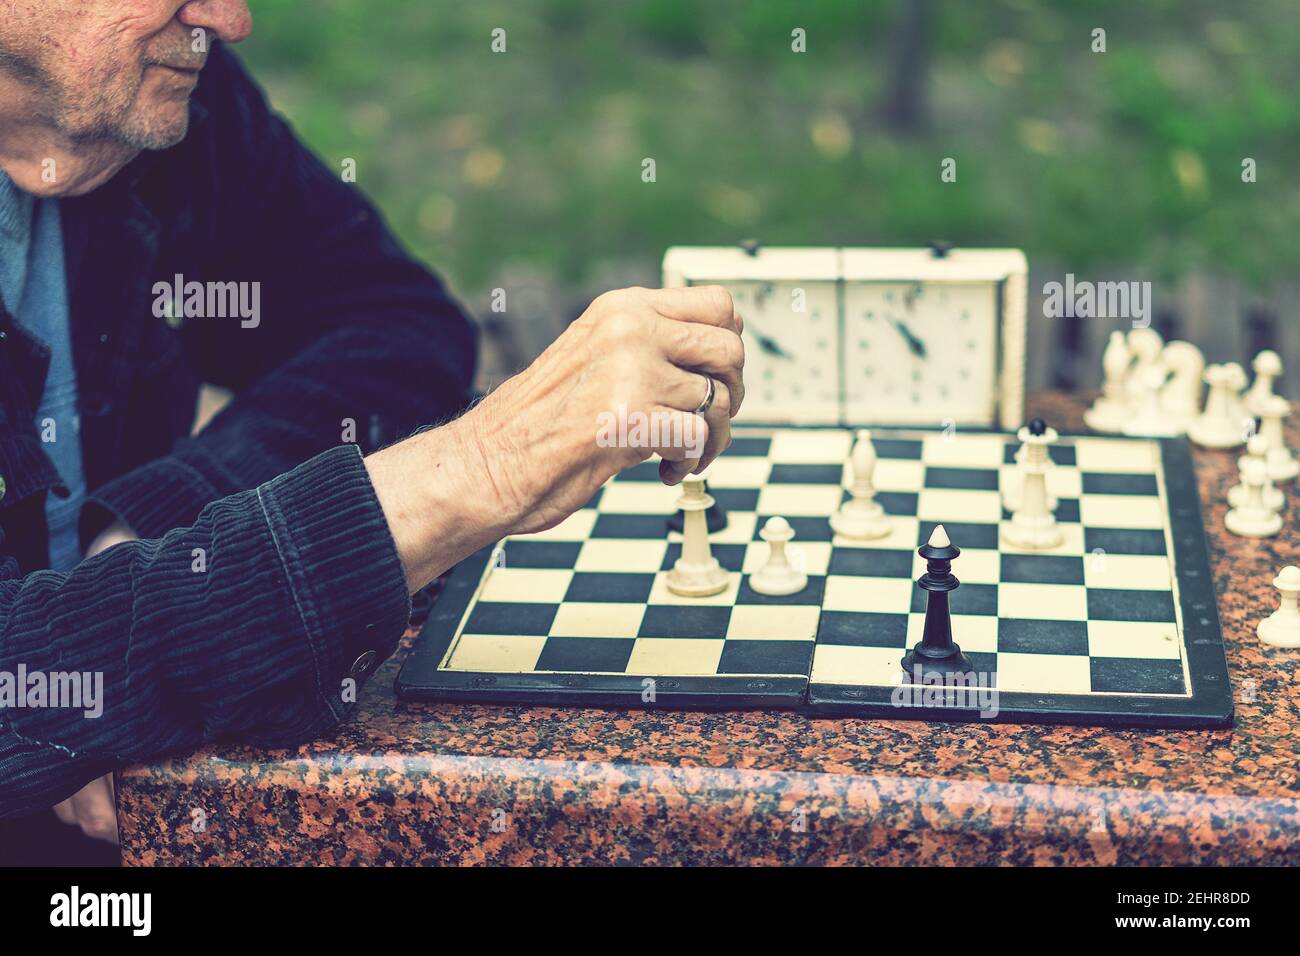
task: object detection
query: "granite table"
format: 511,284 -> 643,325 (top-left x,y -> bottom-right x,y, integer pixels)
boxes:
117,393 -> 1300,865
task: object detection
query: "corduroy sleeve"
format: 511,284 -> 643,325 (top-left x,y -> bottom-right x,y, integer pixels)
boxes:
0,444 -> 410,819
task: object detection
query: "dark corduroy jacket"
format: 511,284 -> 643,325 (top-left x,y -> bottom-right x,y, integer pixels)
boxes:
0,44 -> 477,819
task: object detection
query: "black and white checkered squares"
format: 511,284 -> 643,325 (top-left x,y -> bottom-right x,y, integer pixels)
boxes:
433,427 -> 1198,714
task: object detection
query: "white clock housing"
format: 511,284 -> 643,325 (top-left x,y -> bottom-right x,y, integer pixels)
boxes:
662,245 -> 1027,430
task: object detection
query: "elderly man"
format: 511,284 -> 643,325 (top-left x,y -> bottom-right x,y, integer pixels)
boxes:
0,0 -> 743,862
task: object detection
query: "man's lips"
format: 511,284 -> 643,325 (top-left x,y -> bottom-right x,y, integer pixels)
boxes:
150,62 -> 206,75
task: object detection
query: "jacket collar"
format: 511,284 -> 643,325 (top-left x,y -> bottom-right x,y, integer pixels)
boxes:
60,93 -> 211,301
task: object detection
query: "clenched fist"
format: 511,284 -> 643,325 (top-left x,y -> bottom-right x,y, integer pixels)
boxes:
366,285 -> 745,591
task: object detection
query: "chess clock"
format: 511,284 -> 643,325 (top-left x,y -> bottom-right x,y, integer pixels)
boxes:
662,243 -> 1028,430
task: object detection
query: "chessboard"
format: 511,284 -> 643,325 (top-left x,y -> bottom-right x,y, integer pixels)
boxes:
396,426 -> 1233,728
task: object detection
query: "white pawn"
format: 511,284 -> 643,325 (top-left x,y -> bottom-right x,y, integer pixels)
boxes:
1258,566 -> 1300,648
749,517 -> 807,596
830,429 -> 891,540
665,470 -> 729,597
1245,350 -> 1283,418
1229,435 -> 1284,512
1003,441 -> 1058,513
1002,420 -> 1064,550
1258,395 -> 1299,483
1222,361 -> 1251,428
1224,457 -> 1283,538
1084,330 -> 1132,433
1189,363 -> 1249,449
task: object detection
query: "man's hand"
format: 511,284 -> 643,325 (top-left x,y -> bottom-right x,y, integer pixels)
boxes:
466,285 -> 745,528
86,520 -> 138,557
49,521 -> 137,845
367,285 -> 745,592
51,774 -> 119,845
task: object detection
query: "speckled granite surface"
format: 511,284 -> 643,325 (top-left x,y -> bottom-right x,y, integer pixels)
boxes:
117,393 -> 1300,865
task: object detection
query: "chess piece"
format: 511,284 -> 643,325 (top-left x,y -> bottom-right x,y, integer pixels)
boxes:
1124,327 -> 1166,405
1258,395 -> 1299,483
1084,330 -> 1133,433
1245,350 -> 1283,418
1189,363 -> 1250,450
1159,340 -> 1206,431
1003,434 -> 1058,513
830,429 -> 891,540
1228,435 -> 1285,512
667,480 -> 727,533
901,525 -> 976,681
1123,364 -> 1181,437
1257,566 -> 1300,648
1002,419 -> 1064,550
1223,361 -> 1252,426
748,516 -> 807,596
665,470 -> 729,596
1224,458 -> 1283,538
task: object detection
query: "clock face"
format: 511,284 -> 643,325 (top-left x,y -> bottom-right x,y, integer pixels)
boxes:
843,282 -> 998,425
665,248 -> 1023,429
723,280 -> 840,424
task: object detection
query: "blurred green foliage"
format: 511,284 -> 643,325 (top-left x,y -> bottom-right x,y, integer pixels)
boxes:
238,0 -> 1299,298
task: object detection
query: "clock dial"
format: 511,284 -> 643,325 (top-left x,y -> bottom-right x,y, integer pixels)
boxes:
843,282 -> 997,425
721,280 -> 840,424
664,246 -> 1027,429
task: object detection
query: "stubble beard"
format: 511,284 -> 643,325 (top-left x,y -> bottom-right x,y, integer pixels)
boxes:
2,43 -> 191,152
60,65 -> 193,151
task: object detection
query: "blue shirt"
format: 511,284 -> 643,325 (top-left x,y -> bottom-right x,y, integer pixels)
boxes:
0,171 -> 86,572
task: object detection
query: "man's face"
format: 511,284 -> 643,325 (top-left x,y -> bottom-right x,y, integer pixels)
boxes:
0,0 -> 252,149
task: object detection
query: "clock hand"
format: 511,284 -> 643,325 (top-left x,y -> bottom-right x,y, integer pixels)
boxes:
747,319 -> 796,361
891,319 -> 928,360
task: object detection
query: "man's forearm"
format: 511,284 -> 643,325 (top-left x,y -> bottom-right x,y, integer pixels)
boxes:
365,417 -> 515,593
0,445 -> 409,819
3,283 -> 746,819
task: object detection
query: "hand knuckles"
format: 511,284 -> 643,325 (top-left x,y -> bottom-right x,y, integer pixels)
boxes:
601,311 -> 642,343
80,816 -> 117,841
723,331 -> 745,370
610,286 -> 652,309
588,290 -> 617,314
712,384 -> 732,416
701,284 -> 734,318
686,414 -> 709,448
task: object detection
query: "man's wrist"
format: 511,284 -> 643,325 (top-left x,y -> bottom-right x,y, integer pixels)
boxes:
365,417 -> 514,592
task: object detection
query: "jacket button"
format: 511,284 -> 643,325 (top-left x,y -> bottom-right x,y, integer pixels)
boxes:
350,650 -> 377,678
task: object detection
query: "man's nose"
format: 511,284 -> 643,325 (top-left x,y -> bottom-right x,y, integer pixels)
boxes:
178,0 -> 253,45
